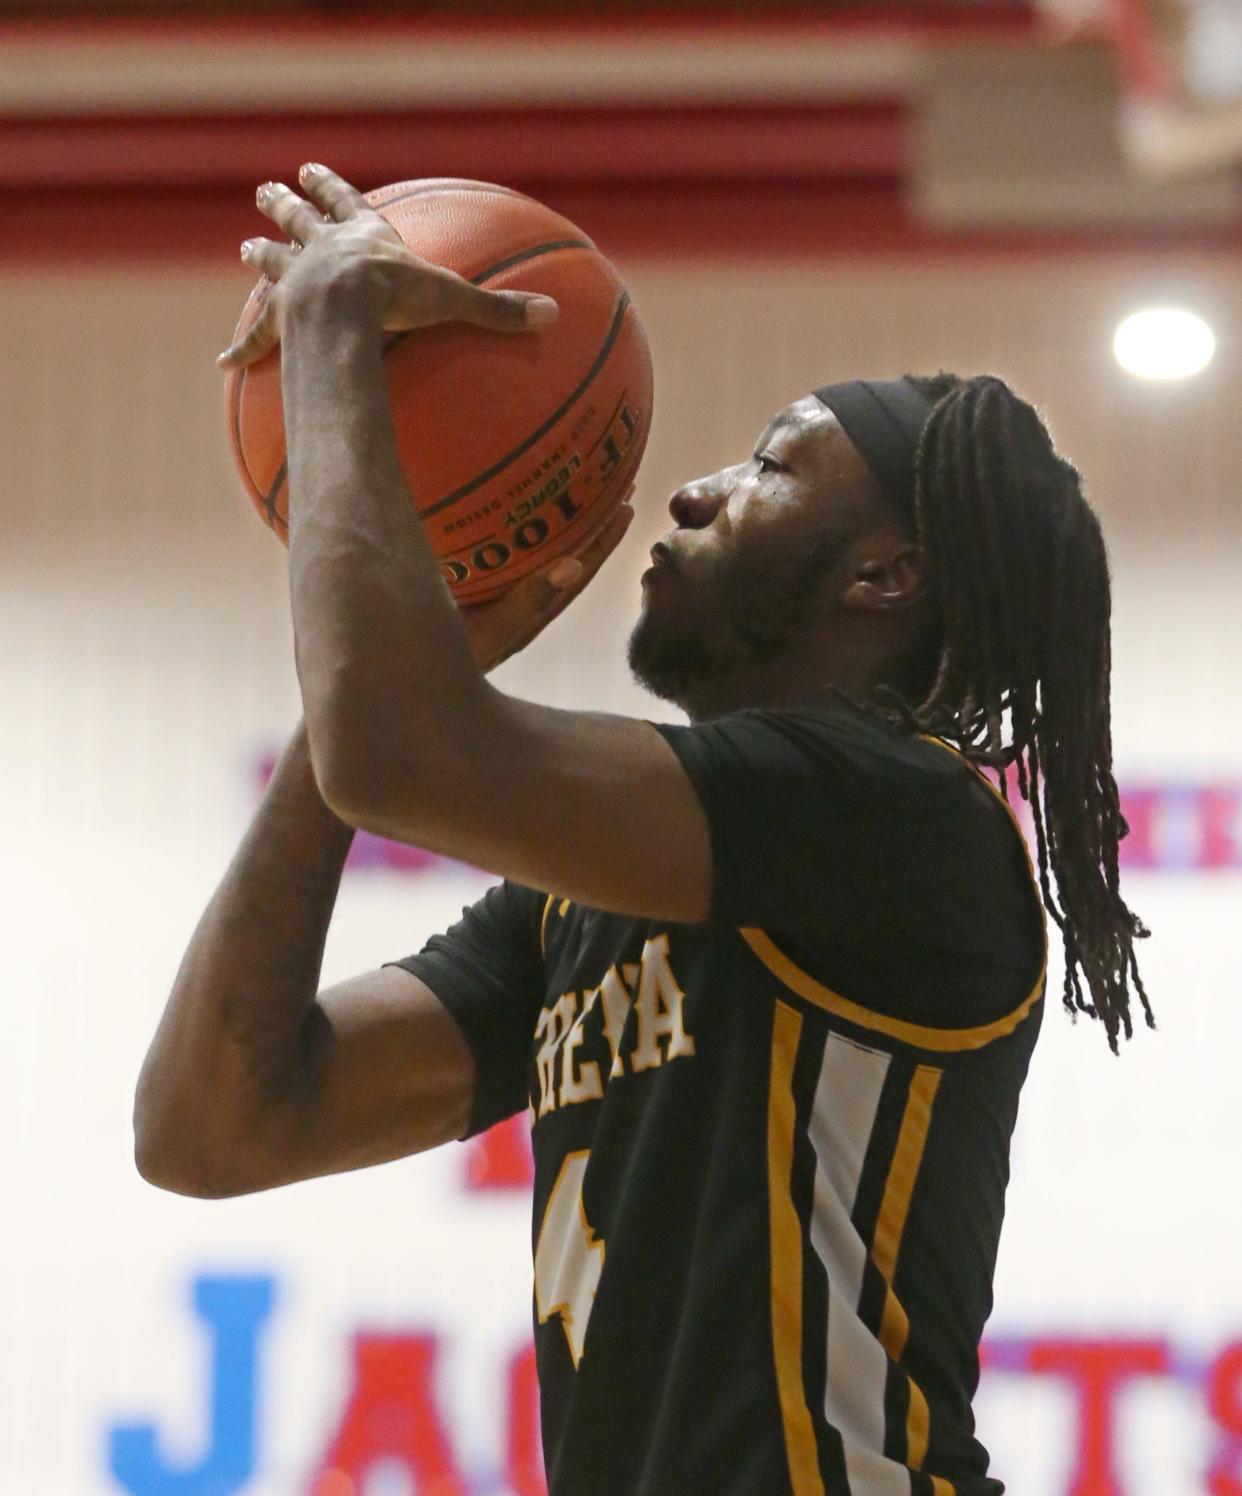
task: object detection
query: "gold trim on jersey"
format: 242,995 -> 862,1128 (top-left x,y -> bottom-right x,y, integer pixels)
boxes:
741,928 -> 1045,1052
540,893 -> 556,957
871,1064 -> 943,1470
767,1000 -> 825,1496
873,1065 -> 943,1320
539,895 -> 572,958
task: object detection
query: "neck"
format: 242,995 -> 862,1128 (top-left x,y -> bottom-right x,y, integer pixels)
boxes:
677,636 -> 904,724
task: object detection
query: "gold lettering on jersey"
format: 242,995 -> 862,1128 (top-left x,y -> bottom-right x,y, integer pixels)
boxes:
595,966 -> 631,1080
534,991 -> 577,1117
534,1150 -> 603,1368
535,936 -> 696,1116
630,933 -> 697,1072
560,988 -> 604,1106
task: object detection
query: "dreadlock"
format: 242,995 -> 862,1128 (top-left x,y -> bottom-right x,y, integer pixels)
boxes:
887,372 -> 1152,1052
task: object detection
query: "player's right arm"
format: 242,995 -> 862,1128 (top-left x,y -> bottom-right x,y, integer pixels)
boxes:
133,721 -> 477,1198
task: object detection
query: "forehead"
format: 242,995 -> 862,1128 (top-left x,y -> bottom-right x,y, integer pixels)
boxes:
756,394 -> 842,451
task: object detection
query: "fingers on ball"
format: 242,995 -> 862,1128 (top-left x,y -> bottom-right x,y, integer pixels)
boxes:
256,181 -> 324,244
460,283 -> 559,333
220,310 -> 279,368
298,163 -> 368,221
241,238 -> 293,277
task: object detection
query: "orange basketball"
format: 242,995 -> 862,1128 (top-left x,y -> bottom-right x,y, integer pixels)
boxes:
223,178 -> 653,604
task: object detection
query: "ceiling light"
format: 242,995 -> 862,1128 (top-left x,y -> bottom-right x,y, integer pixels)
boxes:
1114,307 -> 1216,381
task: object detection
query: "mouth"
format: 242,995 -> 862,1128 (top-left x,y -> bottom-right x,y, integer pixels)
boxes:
641,541 -> 675,585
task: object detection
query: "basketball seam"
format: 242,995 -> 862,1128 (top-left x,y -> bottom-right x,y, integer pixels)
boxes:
469,239 -> 592,286
585,389 -> 629,461
417,289 -> 632,522
370,181 -> 535,212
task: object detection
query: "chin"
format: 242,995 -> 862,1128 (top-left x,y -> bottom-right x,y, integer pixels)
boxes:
627,607 -> 717,711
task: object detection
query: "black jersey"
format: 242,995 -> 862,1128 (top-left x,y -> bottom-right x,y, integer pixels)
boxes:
388,696 -> 1046,1496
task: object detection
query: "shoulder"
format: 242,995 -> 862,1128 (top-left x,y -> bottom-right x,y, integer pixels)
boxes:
774,696 -> 1009,810
675,693 -> 982,799
768,697 -> 1045,955
653,692 -> 1008,835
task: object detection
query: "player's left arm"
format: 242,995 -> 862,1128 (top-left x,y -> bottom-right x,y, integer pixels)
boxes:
224,164 -> 712,926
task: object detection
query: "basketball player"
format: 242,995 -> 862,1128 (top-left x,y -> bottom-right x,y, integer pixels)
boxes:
137,166 -> 1151,1495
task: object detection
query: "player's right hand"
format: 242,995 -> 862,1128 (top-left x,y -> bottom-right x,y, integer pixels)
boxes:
217,164 -> 559,369
462,496 -> 634,673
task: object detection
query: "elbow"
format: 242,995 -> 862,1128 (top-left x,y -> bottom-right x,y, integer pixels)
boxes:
307,705 -> 477,838
312,758 -> 388,834
303,712 -> 395,831
133,1134 -> 222,1199
132,1097 -> 249,1200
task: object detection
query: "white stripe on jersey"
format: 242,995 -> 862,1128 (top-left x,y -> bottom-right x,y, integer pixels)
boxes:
806,1033 -> 912,1495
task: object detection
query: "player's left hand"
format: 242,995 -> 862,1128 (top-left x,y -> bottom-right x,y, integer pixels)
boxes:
462,497 -> 635,673
217,163 -> 560,369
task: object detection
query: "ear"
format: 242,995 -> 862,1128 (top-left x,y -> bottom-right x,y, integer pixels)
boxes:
841,536 -> 929,613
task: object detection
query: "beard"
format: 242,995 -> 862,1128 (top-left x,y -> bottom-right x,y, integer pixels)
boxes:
627,522 -> 851,713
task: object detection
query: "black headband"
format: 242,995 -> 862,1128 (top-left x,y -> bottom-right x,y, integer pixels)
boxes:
813,378 -> 934,529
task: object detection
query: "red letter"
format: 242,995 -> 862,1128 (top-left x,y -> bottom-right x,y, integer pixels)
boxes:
1208,1341 -> 1242,1496
1202,789 -> 1242,871
309,1332 -> 466,1495
1116,788 -> 1158,869
465,1115 -> 534,1191
506,1342 -> 545,1496
1027,1338 -> 1169,1496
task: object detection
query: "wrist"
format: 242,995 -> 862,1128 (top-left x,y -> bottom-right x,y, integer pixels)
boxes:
282,266 -> 387,347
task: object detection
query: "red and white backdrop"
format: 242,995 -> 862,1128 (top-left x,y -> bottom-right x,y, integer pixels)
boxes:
2,7 -> 1240,1494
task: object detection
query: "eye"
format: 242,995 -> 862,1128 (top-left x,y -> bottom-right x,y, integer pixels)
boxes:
754,452 -> 786,476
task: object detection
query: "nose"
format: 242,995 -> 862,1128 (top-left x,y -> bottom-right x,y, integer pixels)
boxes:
668,482 -> 724,530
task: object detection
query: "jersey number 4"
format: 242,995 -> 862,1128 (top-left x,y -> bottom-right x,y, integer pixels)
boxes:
534,1150 -> 605,1368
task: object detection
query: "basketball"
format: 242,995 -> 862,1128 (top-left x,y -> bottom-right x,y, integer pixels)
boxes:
224,178 -> 654,604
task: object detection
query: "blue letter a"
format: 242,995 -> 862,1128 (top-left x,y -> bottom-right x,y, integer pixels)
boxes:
108,1274 -> 276,1496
